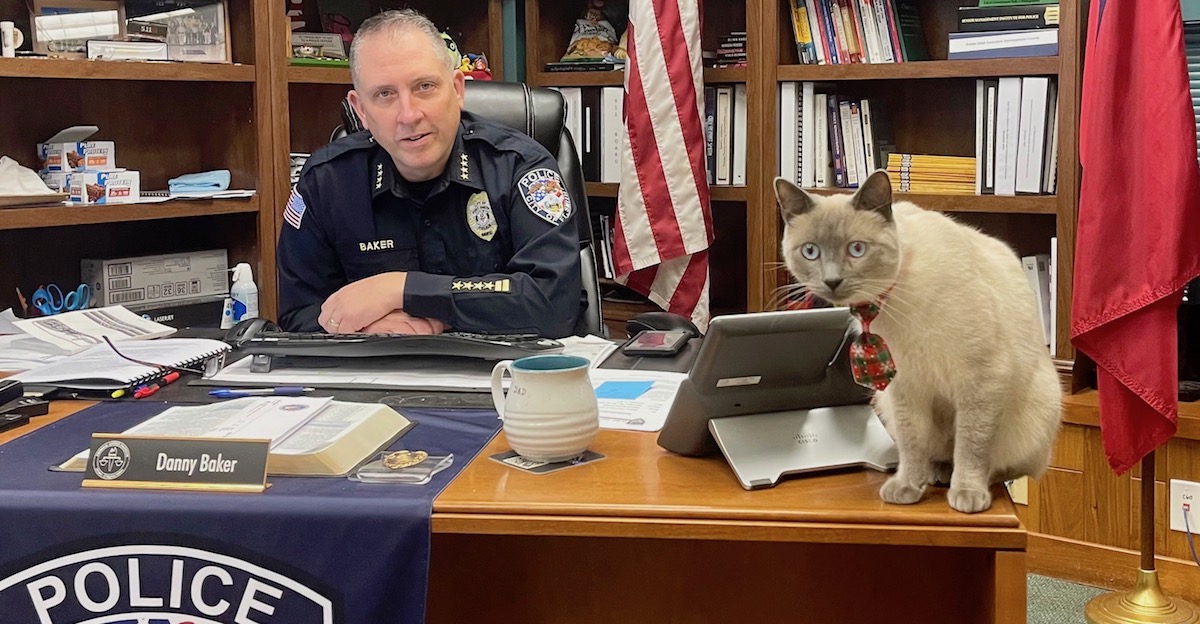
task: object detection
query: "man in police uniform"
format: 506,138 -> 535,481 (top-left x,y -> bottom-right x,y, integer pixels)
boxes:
277,9 -> 582,337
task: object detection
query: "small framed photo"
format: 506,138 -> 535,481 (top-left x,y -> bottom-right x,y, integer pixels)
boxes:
125,0 -> 231,63
30,0 -> 126,59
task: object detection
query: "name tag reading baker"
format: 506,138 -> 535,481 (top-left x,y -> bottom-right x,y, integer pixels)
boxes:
82,434 -> 270,493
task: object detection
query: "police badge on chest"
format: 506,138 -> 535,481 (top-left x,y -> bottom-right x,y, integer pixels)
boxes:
467,191 -> 497,241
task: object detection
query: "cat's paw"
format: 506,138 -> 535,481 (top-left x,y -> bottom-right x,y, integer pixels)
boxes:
880,476 -> 925,505
948,487 -> 992,514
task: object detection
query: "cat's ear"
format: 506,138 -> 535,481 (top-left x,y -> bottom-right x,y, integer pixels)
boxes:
774,177 -> 815,219
852,170 -> 893,222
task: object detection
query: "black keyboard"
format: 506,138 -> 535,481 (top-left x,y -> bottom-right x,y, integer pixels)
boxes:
239,331 -> 564,360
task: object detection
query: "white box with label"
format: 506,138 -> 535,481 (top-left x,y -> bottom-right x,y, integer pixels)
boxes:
81,249 -> 230,310
68,170 -> 140,204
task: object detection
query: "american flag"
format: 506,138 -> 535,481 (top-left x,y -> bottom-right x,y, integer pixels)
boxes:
612,0 -> 715,330
283,189 -> 306,230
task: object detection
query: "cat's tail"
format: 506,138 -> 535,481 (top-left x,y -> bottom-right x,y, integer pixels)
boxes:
993,364 -> 1063,482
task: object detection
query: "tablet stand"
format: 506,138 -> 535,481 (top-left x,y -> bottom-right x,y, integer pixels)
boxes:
707,405 -> 899,490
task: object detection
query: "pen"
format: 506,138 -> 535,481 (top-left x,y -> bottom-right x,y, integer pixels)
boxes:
207,387 -> 316,398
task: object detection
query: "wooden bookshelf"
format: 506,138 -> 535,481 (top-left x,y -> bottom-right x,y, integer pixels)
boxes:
805,189 -> 1058,215
761,0 -> 1083,363
0,198 -> 261,231
0,57 -> 256,81
586,182 -> 748,202
287,65 -> 351,85
0,0 -> 278,317
777,57 -> 1059,81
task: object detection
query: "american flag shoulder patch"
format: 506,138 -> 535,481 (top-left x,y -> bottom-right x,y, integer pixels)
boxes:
284,189 -> 307,229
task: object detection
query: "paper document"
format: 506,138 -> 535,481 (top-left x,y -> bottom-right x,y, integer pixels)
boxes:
11,338 -> 230,390
558,335 -> 619,366
590,368 -> 686,432
16,305 -> 175,352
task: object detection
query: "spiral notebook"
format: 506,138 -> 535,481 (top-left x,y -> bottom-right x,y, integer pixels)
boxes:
12,338 -> 231,391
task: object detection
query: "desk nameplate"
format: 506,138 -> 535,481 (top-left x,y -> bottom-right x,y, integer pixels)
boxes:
81,434 -> 269,493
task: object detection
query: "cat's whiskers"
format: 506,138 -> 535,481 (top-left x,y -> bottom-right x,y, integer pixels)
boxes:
767,283 -> 811,310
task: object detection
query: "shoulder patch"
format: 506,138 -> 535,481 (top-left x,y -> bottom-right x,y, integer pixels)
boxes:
284,189 -> 306,229
518,168 -> 572,226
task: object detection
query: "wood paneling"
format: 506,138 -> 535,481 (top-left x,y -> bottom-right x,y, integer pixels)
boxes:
1029,534 -> 1200,604
1039,468 -> 1085,540
429,535 -> 1014,624
1030,419 -> 1200,586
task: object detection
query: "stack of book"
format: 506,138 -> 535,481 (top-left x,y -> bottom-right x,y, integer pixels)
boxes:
785,0 -> 929,65
709,31 -> 747,68
975,76 -> 1058,195
886,154 -> 977,194
778,82 -> 895,190
948,1 -> 1059,60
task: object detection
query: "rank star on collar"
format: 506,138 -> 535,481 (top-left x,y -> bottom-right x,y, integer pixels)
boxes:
375,162 -> 384,190
459,153 -> 470,181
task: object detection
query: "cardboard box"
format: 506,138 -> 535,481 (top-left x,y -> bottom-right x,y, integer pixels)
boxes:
38,126 -> 117,172
39,171 -> 71,192
81,249 -> 229,309
68,170 -> 140,204
134,296 -> 226,328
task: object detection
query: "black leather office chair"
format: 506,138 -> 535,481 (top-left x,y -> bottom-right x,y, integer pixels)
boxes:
333,81 -> 605,337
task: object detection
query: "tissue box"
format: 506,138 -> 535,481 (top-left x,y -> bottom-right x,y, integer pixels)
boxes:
68,170 -> 140,204
38,126 -> 117,172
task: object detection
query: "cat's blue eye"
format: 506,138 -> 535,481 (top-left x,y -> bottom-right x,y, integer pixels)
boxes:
847,241 -> 867,258
800,243 -> 820,260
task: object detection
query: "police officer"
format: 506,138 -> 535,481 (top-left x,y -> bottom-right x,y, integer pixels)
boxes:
277,9 -> 582,337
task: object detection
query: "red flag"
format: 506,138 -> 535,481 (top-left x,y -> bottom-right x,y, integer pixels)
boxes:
612,0 -> 715,330
1072,0 -> 1200,473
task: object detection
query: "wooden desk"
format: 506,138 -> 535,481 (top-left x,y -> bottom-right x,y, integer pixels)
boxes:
6,402 -> 1027,623
430,429 -> 1027,624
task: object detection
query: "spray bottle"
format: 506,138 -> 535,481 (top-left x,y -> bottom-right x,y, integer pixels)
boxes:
229,262 -> 259,322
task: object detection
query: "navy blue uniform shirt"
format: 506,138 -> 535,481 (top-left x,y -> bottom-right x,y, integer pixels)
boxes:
277,111 -> 582,337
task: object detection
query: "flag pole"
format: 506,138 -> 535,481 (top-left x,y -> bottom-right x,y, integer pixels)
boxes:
1085,450 -> 1200,624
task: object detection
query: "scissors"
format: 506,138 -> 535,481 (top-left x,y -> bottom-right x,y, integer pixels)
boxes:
31,283 -> 91,315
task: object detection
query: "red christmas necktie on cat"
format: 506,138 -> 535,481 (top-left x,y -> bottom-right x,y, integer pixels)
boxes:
849,298 -> 897,391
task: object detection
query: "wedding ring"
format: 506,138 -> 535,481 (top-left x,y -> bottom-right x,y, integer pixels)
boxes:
328,319 -> 341,329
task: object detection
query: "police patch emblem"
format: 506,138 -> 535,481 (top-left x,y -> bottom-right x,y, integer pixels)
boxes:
467,191 -> 497,241
283,189 -> 306,230
518,168 -> 572,226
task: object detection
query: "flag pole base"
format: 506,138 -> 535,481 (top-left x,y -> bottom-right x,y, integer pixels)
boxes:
1085,569 -> 1200,624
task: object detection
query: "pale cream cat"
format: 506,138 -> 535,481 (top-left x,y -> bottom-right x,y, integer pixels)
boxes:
774,171 -> 1061,513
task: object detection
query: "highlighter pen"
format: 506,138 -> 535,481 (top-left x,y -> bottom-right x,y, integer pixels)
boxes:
208,387 -> 316,399
134,383 -> 161,399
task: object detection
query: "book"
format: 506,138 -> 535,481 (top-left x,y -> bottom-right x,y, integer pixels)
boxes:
957,5 -> 1059,32
12,338 -> 231,391
978,0 -> 1057,6
55,397 -> 415,477
947,29 -> 1059,60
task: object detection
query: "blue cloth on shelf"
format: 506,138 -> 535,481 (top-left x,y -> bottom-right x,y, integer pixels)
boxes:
168,169 -> 231,193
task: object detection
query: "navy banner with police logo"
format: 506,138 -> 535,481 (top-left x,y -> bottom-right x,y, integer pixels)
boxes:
0,402 -> 500,624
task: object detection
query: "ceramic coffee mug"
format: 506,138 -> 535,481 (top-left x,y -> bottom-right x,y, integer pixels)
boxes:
0,22 -> 22,58
491,354 -> 599,463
